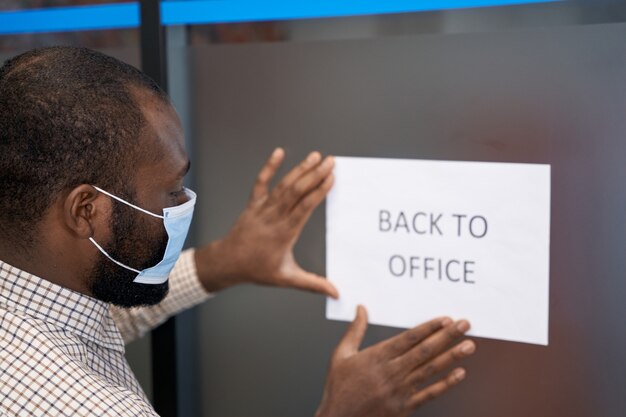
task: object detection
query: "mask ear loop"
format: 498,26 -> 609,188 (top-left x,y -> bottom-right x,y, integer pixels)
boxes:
88,185 -> 162,274
88,237 -> 142,274
92,185 -> 164,219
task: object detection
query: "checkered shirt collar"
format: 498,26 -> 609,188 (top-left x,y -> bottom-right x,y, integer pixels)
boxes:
0,260 -> 125,353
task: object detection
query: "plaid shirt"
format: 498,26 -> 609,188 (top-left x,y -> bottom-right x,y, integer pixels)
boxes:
0,249 -> 211,416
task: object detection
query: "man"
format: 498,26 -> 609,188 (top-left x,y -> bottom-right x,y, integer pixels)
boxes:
0,47 -> 475,416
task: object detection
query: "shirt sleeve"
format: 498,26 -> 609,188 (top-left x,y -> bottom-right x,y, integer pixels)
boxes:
109,248 -> 213,344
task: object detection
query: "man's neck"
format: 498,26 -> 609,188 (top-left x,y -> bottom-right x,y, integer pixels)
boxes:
0,238 -> 93,296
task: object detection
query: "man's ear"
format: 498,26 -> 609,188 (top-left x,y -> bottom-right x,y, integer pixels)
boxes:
62,184 -> 109,239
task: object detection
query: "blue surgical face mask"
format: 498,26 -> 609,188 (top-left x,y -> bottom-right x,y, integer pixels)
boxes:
88,186 -> 197,285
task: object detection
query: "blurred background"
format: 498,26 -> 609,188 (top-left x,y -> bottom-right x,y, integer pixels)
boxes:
1,1 -> 625,416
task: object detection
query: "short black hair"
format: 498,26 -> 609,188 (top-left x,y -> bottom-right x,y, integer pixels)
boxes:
0,46 -> 168,248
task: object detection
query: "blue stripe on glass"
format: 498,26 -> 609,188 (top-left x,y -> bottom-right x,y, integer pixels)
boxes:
0,3 -> 139,35
161,0 -> 560,25
0,0 -> 560,35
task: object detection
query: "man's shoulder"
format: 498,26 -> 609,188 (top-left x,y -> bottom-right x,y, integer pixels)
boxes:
0,305 -> 86,356
0,306 -> 91,391
0,307 -> 157,416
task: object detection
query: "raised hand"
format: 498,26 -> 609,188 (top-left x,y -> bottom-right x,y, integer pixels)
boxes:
195,148 -> 338,297
316,306 -> 476,417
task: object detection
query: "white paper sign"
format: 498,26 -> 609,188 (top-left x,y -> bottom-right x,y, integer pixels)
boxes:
326,157 -> 551,345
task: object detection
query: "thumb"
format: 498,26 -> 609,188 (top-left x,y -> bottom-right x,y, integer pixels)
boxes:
286,268 -> 340,299
334,305 -> 368,360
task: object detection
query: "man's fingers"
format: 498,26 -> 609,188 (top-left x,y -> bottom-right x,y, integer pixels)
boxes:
375,317 -> 451,360
397,320 -> 470,370
271,151 -> 321,201
281,156 -> 334,212
250,148 -> 285,203
407,367 -> 467,409
406,340 -> 476,384
290,173 -> 335,229
333,306 -> 368,360
284,269 -> 339,299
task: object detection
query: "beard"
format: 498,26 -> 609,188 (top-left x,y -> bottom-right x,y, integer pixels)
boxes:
89,192 -> 170,308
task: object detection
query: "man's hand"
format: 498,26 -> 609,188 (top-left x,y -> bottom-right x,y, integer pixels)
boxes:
195,148 -> 338,297
316,307 -> 476,417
